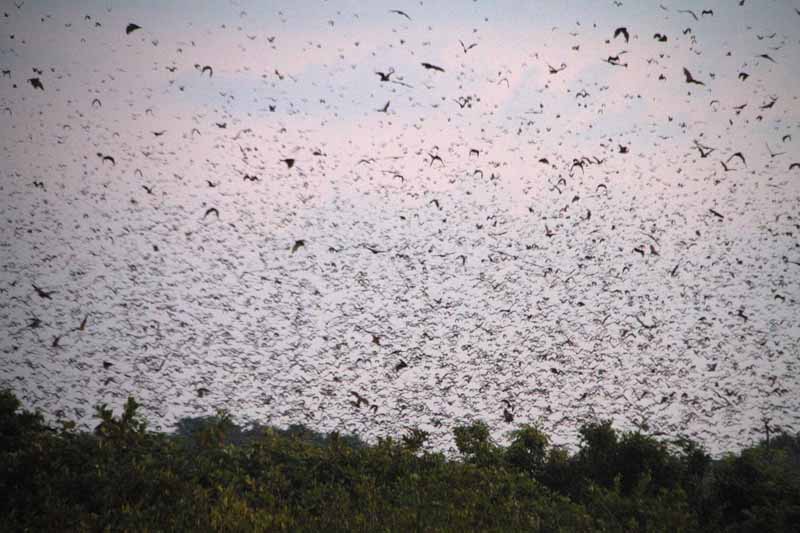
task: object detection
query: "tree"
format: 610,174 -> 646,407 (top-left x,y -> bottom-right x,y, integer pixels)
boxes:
577,420 -> 619,487
453,421 -> 499,466
402,427 -> 430,453
506,424 -> 549,476
94,396 -> 148,448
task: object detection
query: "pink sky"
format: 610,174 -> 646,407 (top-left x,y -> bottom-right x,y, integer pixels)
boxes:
2,0 -> 799,453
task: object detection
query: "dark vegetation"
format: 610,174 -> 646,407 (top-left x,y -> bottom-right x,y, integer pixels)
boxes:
1,389 -> 798,532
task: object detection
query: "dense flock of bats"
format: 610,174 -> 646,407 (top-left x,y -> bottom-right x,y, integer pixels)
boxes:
1,1 -> 799,454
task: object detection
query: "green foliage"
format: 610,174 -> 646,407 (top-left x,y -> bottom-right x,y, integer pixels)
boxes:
401,427 -> 430,453
94,396 -> 148,447
453,420 -> 501,466
706,444 -> 800,532
505,424 -> 549,476
0,389 -> 798,532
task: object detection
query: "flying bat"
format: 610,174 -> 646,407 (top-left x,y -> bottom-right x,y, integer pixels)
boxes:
389,9 -> 411,20
125,23 -> 141,34
375,68 -> 394,81
683,67 -> 704,85
32,284 -> 55,299
459,40 -> 477,53
421,62 -> 445,72
726,152 -> 747,166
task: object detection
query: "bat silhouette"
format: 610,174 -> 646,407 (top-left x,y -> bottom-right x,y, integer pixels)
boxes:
603,55 -> 627,67
375,68 -> 394,81
614,27 -> 629,43
97,153 -> 116,165
694,142 -> 714,158
726,152 -> 746,166
126,23 -> 141,34
683,67 -> 704,85
459,40 -> 477,53
195,64 -> 213,77
766,143 -> 784,158
28,77 -> 44,90
421,62 -> 445,72
32,284 -> 55,299
350,391 -> 369,408
759,97 -> 777,109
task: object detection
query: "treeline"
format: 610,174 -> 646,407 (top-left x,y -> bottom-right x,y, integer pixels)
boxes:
1,389 -> 798,532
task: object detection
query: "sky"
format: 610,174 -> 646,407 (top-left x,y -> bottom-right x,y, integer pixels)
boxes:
1,0 -> 800,455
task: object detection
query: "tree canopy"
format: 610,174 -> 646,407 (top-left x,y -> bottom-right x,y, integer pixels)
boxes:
1,389 -> 798,532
